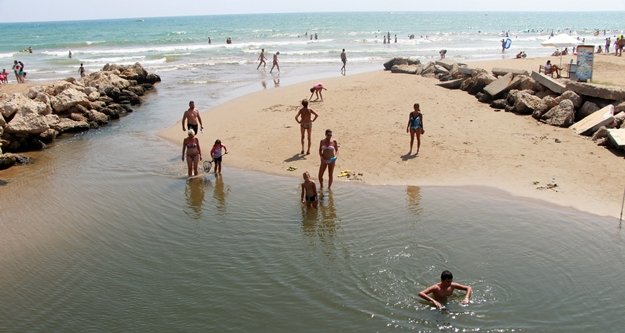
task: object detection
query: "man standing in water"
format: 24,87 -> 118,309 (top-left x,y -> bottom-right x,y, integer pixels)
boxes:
182,101 -> 204,135
295,99 -> 319,155
257,48 -> 267,70
340,49 -> 347,74
419,270 -> 472,310
270,51 -> 280,73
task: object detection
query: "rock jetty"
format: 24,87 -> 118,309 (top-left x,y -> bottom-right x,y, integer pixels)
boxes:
385,57 -> 625,150
0,63 -> 160,170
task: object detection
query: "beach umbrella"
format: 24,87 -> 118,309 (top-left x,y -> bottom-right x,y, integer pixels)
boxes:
541,33 -> 580,66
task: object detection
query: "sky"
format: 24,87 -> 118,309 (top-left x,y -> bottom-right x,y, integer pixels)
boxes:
0,0 -> 623,23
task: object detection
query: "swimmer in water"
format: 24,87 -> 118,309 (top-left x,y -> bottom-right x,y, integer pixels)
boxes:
419,270 -> 472,310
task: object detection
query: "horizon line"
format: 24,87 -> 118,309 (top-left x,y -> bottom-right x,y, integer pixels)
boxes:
2,10 -> 624,24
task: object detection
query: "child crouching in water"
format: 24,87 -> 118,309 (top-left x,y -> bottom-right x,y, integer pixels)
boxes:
210,139 -> 228,174
301,171 -> 318,208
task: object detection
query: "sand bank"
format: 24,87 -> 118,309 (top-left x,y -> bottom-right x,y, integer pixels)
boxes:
160,55 -> 625,218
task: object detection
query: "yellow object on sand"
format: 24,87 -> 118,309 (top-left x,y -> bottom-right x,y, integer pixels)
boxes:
287,166 -> 298,171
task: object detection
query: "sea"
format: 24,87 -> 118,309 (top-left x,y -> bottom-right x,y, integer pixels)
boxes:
1,12 -> 624,332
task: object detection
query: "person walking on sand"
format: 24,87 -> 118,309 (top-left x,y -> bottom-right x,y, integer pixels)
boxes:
407,103 -> 425,155
270,51 -> 280,73
301,171 -> 318,209
78,63 -> 85,78
295,99 -> 319,155
309,83 -> 327,101
340,49 -> 347,74
257,48 -> 267,70
318,129 -> 338,190
181,100 -> 204,135
182,129 -> 202,178
210,139 -> 228,175
419,270 -> 473,310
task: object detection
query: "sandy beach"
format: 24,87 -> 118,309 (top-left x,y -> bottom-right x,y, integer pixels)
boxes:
170,54 -> 625,218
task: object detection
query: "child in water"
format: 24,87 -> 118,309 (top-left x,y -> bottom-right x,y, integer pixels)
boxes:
300,171 -> 318,208
210,139 -> 228,174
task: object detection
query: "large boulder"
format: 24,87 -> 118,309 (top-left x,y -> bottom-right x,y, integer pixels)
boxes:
50,88 -> 90,114
461,71 -> 496,95
615,101 -> 625,114
5,107 -> 50,135
514,91 -> 548,115
540,99 -> 575,127
46,115 -> 90,133
391,64 -> 420,74
555,90 -> 583,109
383,57 -> 420,70
0,93 -> 52,119
542,96 -> 558,110
577,101 -> 600,121
0,154 -> 16,170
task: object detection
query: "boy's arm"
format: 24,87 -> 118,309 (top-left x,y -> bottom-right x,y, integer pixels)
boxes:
452,282 -> 472,304
418,285 -> 443,309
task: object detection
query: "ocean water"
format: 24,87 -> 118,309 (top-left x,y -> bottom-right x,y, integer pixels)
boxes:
0,12 -> 622,83
1,12 -> 625,332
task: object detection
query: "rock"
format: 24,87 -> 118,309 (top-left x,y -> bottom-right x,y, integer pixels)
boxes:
126,85 -> 145,96
461,70 -> 496,95
89,101 -> 106,111
615,101 -> 625,114
50,88 -> 90,114
103,86 -> 121,100
514,91 -> 548,115
595,137 -> 609,146
435,59 -> 457,70
421,62 -> 436,75
39,129 -> 58,143
5,111 -> 50,135
577,101 -> 600,121
48,117 -> 90,133
433,65 -> 449,75
391,64 -> 420,74
484,72 -> 514,98
144,74 -> 161,84
0,93 -> 52,119
591,126 -> 610,141
614,111 -> 625,128
566,81 -> 625,101
69,113 -> 88,122
542,96 -> 558,110
384,57 -> 420,70
85,110 -> 109,125
476,92 -> 492,103
99,107 -> 120,119
490,99 -> 508,109
555,90 -> 583,109
437,78 -> 464,89
44,81 -> 75,96
516,76 -> 543,92
491,68 -> 529,77
0,154 -> 16,170
540,99 -> 575,127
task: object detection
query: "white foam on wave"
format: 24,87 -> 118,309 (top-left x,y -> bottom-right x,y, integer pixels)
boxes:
85,40 -> 106,45
81,56 -> 146,63
0,52 -> 14,58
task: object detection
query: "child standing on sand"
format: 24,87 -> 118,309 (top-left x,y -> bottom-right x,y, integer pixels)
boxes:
300,171 -> 318,208
210,139 -> 228,174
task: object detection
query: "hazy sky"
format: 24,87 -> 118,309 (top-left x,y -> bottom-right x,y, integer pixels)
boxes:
1,0 -> 623,23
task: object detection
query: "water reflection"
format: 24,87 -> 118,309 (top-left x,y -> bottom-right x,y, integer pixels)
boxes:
406,185 -> 423,215
184,177 -> 207,220
301,191 -> 338,244
213,175 -> 229,215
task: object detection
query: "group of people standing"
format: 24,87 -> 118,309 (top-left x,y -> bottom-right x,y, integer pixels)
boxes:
180,101 -> 227,178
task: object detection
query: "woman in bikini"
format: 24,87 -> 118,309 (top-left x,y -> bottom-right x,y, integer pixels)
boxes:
406,103 -> 425,155
182,129 -> 202,177
318,129 -> 338,190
